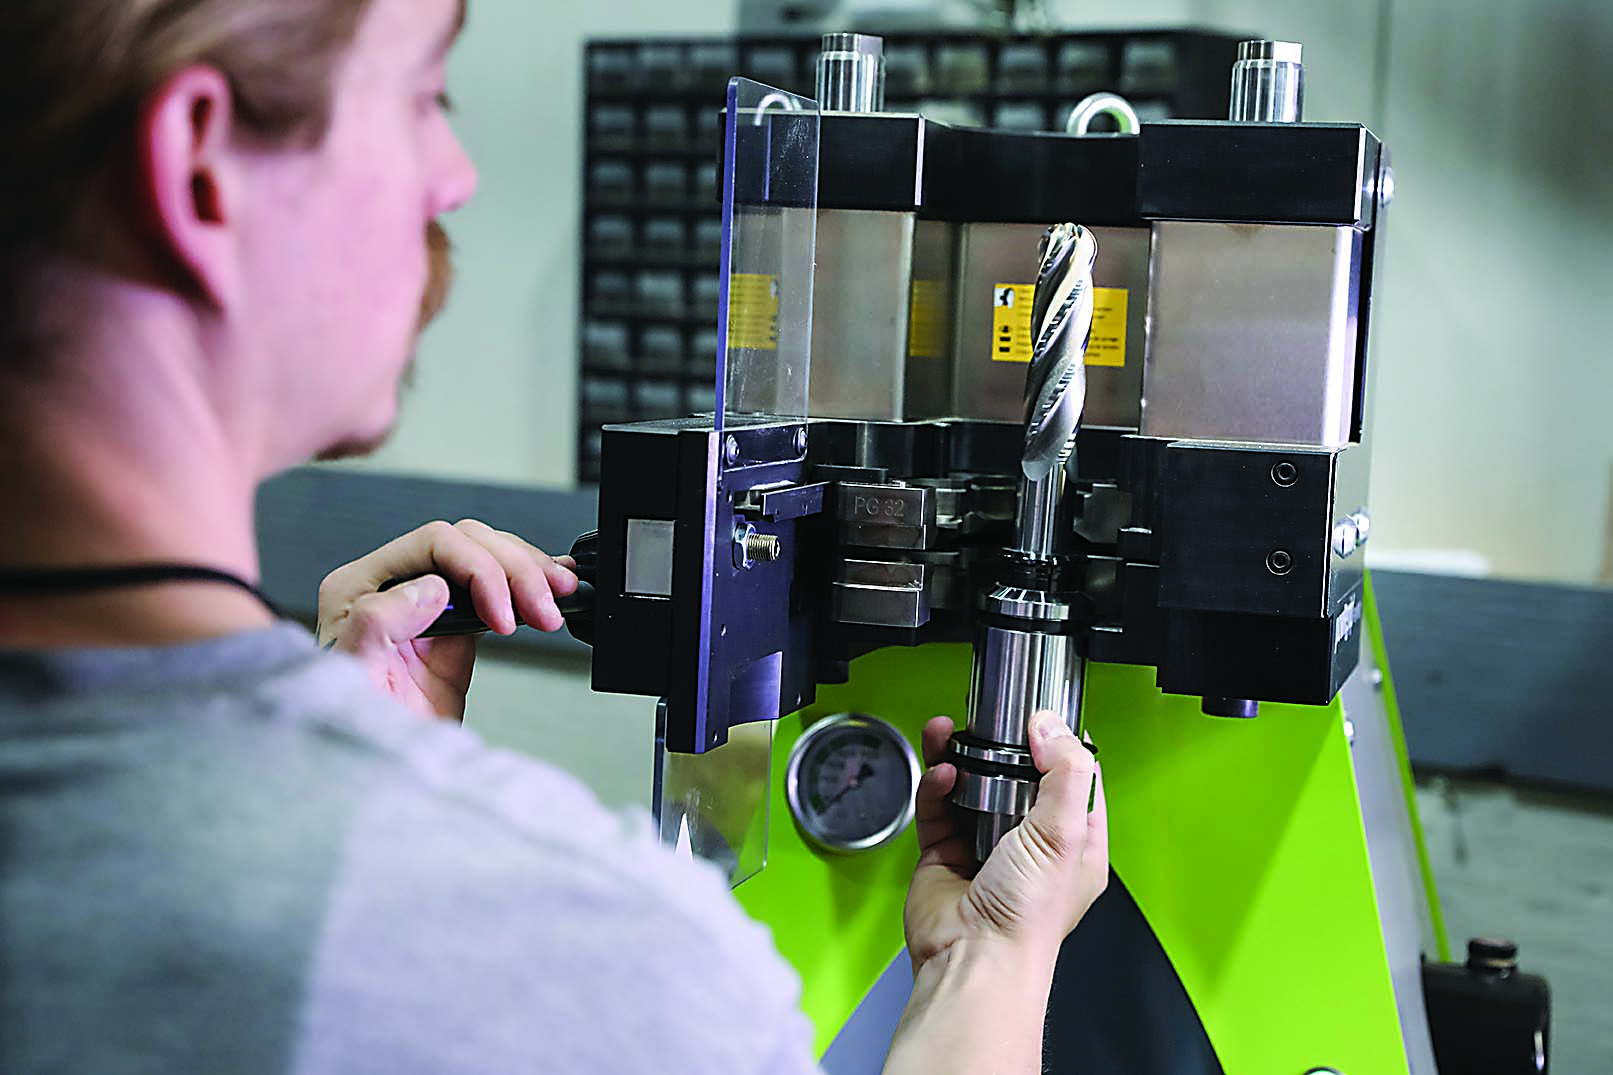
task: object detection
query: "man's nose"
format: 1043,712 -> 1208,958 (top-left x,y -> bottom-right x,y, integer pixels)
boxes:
432,133 -> 479,216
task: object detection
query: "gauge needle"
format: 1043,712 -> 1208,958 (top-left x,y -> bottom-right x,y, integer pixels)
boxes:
823,764 -> 875,809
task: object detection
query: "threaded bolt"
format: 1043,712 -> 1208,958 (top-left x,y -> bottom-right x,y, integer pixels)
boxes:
746,533 -> 781,562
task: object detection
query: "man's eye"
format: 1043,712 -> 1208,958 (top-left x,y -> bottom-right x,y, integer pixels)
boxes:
434,92 -> 455,114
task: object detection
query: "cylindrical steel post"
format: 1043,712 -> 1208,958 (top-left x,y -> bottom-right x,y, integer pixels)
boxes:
1229,40 -> 1304,123
817,33 -> 885,113
1013,472 -> 1065,562
966,624 -> 1083,747
972,814 -> 1019,863
948,589 -> 1084,858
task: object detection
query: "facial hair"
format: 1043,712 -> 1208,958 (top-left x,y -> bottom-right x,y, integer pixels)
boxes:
314,221 -> 455,462
418,218 -> 456,330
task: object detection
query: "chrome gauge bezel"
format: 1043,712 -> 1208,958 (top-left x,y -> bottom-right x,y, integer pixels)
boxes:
785,712 -> 922,854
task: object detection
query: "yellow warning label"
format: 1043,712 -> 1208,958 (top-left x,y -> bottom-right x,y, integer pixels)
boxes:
1087,288 -> 1128,368
908,279 -> 944,359
989,283 -> 1129,367
727,273 -> 778,351
990,283 -> 1036,363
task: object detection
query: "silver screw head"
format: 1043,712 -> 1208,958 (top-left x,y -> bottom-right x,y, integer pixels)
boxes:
1333,520 -> 1360,558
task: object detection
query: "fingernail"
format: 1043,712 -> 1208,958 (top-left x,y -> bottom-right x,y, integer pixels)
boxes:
402,580 -> 429,607
1033,711 -> 1074,740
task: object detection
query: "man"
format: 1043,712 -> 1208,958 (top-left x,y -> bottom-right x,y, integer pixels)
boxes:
0,1 -> 1107,1072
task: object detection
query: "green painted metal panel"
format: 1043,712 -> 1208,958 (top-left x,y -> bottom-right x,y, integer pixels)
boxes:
1083,659 -> 1409,1074
738,610 -> 1420,1071
734,644 -> 971,1057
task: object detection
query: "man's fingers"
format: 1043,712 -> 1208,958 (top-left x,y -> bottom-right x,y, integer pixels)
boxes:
413,635 -> 478,698
916,833 -> 976,872
1019,711 -> 1097,863
320,520 -> 512,633
454,520 -> 566,632
401,636 -> 475,721
424,525 -> 518,634
495,530 -> 579,597
332,575 -> 451,654
1026,710 -> 1086,773
921,715 -> 955,768
318,520 -> 580,639
915,717 -> 960,854
319,521 -> 455,602
913,762 -> 959,854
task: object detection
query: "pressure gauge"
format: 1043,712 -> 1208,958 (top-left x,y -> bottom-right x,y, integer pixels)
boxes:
786,713 -> 922,854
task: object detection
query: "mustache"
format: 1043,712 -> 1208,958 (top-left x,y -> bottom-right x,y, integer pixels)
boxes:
420,219 -> 455,329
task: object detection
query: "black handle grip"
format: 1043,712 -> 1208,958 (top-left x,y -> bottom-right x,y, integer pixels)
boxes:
405,579 -> 595,639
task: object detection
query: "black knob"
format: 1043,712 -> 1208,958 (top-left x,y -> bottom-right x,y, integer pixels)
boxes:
1424,937 -> 1550,1075
569,530 -> 599,585
1202,696 -> 1260,719
562,531 -> 599,646
1467,937 -> 1520,976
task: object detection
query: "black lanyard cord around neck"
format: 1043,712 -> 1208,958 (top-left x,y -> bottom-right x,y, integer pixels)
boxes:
0,565 -> 282,619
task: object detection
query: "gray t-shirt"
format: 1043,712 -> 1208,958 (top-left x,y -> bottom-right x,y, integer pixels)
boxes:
0,624 -> 820,1074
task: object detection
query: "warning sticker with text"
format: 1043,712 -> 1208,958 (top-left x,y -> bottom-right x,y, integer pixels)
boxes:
727,273 -> 779,351
990,283 -> 1036,363
989,283 -> 1129,367
1087,288 -> 1128,368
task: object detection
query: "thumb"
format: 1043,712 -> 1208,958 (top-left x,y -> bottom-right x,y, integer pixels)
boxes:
334,575 -> 451,654
1018,710 -> 1097,864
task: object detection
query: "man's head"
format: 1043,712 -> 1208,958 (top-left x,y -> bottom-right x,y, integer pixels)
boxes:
0,0 -> 476,468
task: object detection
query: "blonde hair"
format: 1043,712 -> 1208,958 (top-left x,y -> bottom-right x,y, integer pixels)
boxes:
0,0 -> 375,368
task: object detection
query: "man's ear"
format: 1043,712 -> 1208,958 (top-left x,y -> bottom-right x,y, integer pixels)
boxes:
134,65 -> 241,310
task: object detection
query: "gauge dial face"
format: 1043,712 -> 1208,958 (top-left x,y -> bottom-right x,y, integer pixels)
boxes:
786,714 -> 921,854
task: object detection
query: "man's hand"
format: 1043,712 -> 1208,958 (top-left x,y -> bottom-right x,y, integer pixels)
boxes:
890,710 -> 1103,1071
903,711 -> 1108,972
315,520 -> 577,720
883,713 -> 1106,1074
